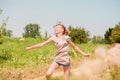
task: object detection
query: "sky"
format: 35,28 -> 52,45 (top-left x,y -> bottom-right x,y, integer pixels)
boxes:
0,0 -> 120,37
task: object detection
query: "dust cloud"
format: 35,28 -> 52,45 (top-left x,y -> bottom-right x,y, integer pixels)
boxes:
73,43 -> 120,80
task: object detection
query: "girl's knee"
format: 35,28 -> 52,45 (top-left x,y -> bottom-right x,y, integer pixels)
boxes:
45,73 -> 51,78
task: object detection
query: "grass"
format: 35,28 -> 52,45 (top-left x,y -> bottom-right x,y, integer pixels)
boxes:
0,38 -> 119,80
0,37 -> 55,68
0,37 -> 99,68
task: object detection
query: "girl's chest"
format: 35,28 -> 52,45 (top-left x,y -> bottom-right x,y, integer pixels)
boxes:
55,38 -> 68,47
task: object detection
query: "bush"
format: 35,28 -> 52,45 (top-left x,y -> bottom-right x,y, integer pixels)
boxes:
68,26 -> 90,44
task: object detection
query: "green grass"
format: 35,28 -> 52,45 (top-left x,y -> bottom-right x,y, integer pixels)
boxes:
1,38 -> 120,80
0,38 -> 55,68
0,38 -> 99,68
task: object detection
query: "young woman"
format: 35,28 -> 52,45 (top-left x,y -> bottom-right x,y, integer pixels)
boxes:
26,23 -> 90,80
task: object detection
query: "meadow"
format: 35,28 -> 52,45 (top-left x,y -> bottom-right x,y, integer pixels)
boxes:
0,38 -> 120,80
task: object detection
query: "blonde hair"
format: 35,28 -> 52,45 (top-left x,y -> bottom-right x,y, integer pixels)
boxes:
54,22 -> 70,35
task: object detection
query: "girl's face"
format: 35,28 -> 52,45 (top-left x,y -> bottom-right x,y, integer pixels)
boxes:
54,25 -> 64,35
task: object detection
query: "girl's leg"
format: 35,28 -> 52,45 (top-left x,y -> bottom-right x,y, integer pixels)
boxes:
46,62 -> 59,79
63,66 -> 71,80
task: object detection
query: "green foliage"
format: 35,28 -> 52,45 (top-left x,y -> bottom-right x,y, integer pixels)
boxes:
68,26 -> 90,44
23,23 -> 41,38
0,18 -> 12,44
0,38 -> 119,80
91,35 -> 105,44
0,34 -> 4,44
110,23 -> 120,43
0,17 -> 12,37
103,67 -> 120,80
43,31 -> 50,40
0,37 -> 97,68
70,43 -> 100,58
0,37 -> 55,68
0,47 -> 13,63
5,30 -> 13,37
0,17 -> 13,44
104,28 -> 113,44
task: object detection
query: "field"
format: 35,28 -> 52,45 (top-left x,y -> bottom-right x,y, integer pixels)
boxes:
0,38 -> 120,80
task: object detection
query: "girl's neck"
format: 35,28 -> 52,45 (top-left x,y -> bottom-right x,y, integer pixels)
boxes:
56,33 -> 64,38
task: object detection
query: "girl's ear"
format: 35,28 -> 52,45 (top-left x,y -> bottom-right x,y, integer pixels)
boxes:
65,29 -> 70,35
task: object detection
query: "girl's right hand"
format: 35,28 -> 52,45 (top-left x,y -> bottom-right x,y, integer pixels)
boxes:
25,47 -> 32,51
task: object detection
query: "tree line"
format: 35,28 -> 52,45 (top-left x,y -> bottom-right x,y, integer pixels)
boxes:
21,22 -> 120,44
0,21 -> 120,44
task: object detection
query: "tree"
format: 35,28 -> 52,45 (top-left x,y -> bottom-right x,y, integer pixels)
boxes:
23,23 -> 41,38
0,16 -> 13,44
6,30 -> 13,37
0,17 -> 12,36
110,22 -> 120,43
43,31 -> 49,40
104,28 -> 113,44
0,17 -> 8,35
68,26 -> 90,44
91,35 -> 105,44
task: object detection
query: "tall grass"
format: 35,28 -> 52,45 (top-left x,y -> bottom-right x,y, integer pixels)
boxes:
1,38 -> 119,80
0,38 -> 55,68
0,38 -> 99,68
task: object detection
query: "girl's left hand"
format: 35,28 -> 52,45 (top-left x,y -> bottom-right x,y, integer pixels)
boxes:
83,53 -> 90,57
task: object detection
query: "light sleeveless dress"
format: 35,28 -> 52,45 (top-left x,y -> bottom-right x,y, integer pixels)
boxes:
51,35 -> 71,65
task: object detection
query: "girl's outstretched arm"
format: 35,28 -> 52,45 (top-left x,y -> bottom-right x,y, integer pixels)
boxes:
68,39 -> 90,57
26,37 -> 53,51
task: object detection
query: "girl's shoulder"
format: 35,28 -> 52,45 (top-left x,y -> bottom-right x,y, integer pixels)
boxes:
50,35 -> 71,41
50,35 -> 57,41
63,35 -> 71,41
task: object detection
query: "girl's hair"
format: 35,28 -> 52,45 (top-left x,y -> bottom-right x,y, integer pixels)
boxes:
54,22 -> 70,35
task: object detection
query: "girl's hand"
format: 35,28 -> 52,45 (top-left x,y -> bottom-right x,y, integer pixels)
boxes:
25,47 -> 32,51
83,53 -> 90,57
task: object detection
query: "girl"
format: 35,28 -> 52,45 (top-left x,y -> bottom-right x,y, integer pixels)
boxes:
26,23 -> 90,80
